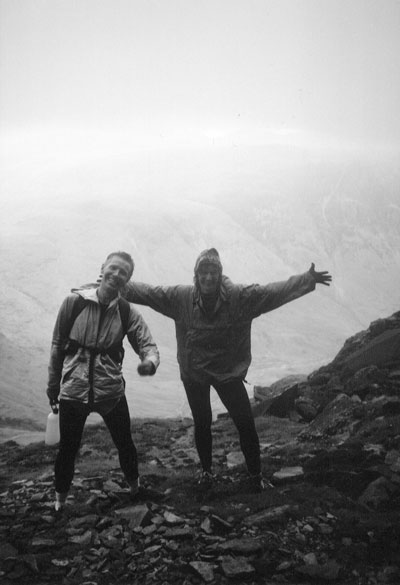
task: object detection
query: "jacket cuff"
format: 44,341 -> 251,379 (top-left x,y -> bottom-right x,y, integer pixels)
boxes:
145,355 -> 160,371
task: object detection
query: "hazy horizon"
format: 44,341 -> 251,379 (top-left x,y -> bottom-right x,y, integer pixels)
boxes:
1,0 -> 400,166
1,0 -> 400,432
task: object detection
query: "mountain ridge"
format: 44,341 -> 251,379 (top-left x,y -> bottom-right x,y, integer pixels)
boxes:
1,144 -> 399,426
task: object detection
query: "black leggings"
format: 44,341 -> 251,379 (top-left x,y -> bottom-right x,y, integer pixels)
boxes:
55,395 -> 138,493
183,379 -> 261,475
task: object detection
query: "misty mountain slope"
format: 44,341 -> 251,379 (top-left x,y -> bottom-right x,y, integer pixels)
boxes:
0,195 -> 343,425
209,152 -> 400,324
0,332 -> 46,422
1,145 -> 399,426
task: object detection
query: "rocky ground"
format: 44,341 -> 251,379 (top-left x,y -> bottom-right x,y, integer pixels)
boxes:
1,311 -> 400,585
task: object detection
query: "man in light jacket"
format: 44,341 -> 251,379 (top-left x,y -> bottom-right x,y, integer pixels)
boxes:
47,251 -> 160,510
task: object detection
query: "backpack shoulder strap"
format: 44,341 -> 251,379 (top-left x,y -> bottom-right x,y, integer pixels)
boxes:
118,297 -> 131,337
66,295 -> 130,343
66,294 -> 88,339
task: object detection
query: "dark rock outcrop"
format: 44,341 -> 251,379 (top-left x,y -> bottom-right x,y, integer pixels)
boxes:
2,311 -> 400,584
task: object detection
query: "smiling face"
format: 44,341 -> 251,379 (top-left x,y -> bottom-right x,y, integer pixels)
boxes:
197,262 -> 221,296
99,254 -> 132,298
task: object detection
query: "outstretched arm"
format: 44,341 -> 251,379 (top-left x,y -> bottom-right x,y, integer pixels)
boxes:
239,263 -> 332,318
72,278 -> 184,320
308,263 -> 332,286
123,281 -> 188,320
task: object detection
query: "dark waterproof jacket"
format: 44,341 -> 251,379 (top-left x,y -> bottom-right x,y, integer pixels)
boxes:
124,272 -> 316,384
47,288 -> 160,404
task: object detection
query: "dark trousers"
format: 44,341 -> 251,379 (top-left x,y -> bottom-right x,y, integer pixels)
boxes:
183,379 -> 261,476
55,395 -> 138,493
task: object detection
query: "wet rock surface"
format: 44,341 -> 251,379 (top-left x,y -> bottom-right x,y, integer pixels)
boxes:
1,311 -> 400,584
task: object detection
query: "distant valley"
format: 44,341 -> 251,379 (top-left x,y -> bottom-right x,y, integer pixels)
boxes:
1,143 -> 399,430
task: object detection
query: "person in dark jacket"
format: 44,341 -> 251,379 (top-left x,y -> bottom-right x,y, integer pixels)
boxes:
80,248 -> 331,491
47,251 -> 160,510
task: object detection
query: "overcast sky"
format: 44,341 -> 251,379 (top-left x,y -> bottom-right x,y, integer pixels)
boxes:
1,0 -> 400,156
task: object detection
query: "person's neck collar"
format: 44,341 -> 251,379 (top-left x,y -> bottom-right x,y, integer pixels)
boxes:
97,287 -> 119,305
201,291 -> 219,301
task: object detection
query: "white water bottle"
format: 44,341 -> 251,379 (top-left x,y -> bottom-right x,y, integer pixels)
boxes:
45,409 -> 60,445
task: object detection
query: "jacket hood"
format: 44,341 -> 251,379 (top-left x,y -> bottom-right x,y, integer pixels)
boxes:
76,288 -> 98,301
194,248 -> 223,274
74,287 -> 120,306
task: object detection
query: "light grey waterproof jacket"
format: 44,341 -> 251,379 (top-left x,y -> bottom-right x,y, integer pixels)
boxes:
47,288 -> 160,404
123,272 -> 316,385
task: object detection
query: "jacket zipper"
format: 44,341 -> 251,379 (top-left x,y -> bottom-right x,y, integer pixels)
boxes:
88,350 -> 96,407
88,303 -> 107,407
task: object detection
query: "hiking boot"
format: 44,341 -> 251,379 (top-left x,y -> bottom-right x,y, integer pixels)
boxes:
130,485 -> 165,502
54,491 -> 68,512
129,477 -> 140,498
197,471 -> 214,489
248,473 -> 274,493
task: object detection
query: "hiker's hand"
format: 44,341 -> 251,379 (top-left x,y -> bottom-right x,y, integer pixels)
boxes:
46,388 -> 60,410
137,359 -> 156,376
309,263 -> 332,286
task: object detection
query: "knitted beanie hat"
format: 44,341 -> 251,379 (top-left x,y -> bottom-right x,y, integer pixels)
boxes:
194,248 -> 223,274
